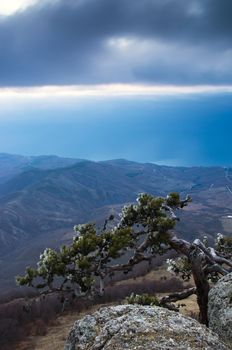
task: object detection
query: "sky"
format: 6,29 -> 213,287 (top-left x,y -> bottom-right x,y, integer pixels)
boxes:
0,0 -> 232,166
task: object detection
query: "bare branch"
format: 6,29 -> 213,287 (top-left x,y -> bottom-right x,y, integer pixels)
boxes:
193,239 -> 232,274
166,231 -> 191,256
163,204 -> 180,221
180,195 -> 192,207
160,287 -> 197,304
204,264 -> 229,276
208,247 -> 232,268
107,252 -> 156,274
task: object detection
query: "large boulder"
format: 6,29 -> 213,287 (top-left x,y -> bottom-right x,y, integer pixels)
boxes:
64,304 -> 228,350
208,272 -> 232,347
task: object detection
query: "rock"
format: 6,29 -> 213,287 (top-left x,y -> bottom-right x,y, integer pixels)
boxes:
64,304 -> 228,350
208,272 -> 232,347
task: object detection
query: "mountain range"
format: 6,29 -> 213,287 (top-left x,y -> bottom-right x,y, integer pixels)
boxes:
0,153 -> 232,294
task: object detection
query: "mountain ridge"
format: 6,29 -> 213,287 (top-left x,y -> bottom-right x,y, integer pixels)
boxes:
0,154 -> 232,294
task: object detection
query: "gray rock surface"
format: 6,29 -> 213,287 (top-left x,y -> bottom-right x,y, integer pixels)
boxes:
208,272 -> 232,347
64,304 -> 228,350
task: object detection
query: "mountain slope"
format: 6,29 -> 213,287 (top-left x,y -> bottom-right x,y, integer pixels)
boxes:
0,159 -> 230,252
0,160 -> 192,252
0,156 -> 232,294
0,153 -> 81,184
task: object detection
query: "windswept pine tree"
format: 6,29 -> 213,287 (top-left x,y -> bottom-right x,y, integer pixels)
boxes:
17,193 -> 232,325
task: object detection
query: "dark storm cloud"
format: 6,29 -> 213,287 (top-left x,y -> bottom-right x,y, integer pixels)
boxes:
0,0 -> 232,86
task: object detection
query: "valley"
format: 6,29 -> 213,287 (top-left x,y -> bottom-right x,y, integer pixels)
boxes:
0,154 -> 232,295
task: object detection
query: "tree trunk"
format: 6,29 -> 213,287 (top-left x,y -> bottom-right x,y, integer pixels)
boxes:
190,248 -> 210,325
167,232 -> 210,325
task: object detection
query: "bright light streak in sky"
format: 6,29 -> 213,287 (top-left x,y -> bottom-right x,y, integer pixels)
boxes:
0,84 -> 232,101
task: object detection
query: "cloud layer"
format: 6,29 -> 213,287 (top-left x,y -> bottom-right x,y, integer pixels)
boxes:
1,0 -> 232,86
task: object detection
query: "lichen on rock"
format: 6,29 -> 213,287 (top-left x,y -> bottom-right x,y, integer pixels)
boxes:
64,304 -> 228,350
208,272 -> 232,348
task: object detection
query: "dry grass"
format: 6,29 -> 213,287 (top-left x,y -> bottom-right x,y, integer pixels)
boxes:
15,267 -> 198,350
20,315 -> 80,350
177,294 -> 199,318
16,297 -> 198,350
115,266 -> 178,285
15,303 -> 113,350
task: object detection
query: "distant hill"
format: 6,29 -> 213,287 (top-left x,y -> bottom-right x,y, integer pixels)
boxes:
0,153 -> 82,184
0,154 -> 232,294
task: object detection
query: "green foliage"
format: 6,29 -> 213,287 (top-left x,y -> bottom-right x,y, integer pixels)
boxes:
125,292 -> 160,306
16,190 -> 232,326
107,227 -> 134,258
166,192 -> 180,207
16,221 -> 135,294
121,194 -> 165,227
16,192 -> 191,297
120,193 -> 177,254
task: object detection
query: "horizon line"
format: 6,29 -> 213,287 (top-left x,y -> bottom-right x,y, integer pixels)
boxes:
0,152 -> 231,169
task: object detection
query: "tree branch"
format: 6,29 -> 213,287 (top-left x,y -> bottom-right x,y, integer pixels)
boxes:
208,247 -> 232,268
163,204 -> 180,221
166,231 -> 191,256
160,287 -> 197,304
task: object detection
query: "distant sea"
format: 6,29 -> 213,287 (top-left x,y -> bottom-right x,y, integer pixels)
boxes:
0,94 -> 231,167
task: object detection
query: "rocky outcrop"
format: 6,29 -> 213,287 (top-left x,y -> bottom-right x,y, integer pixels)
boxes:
64,304 -> 228,350
208,272 -> 232,347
